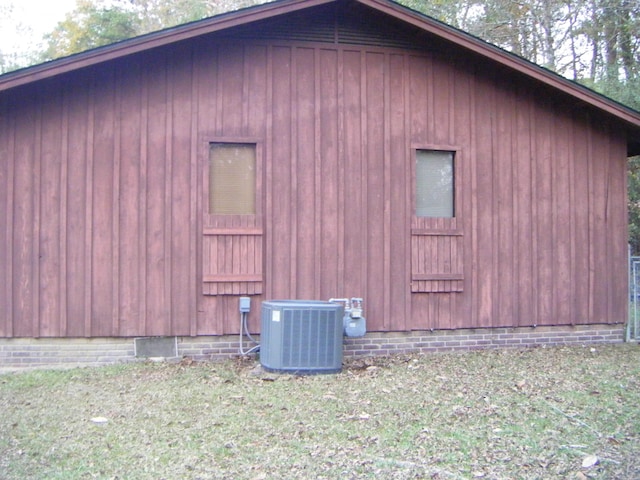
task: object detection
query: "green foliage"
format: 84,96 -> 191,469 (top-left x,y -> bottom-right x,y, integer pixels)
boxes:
39,0 -> 271,63
42,0 -> 138,61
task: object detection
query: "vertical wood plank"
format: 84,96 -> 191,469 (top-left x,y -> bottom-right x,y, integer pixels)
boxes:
319,48 -> 339,299
91,69 -> 116,337
65,79 -> 89,336
264,45 -> 275,302
608,128 -> 629,323
451,58 -> 471,328
84,74 -> 95,336
365,51 -> 385,331
389,53 -> 407,331
0,94 -> 12,336
118,61 -> 142,336
32,91 -> 42,336
474,68 -> 494,327
382,53 -> 392,329
342,49 -> 364,305
294,47 -> 316,299
37,82 -> 63,336
146,51 -> 170,335
290,48 -> 299,296
111,68 -> 121,336
170,45 -> 194,335
137,63 -> 149,335
271,46 -> 292,298
590,120 -> 610,323
495,81 -> 515,327
336,48 -> 346,298
554,106 -> 574,325
190,46 -> 201,336
12,96 -> 36,336
534,95 -> 554,325
572,111 -> 590,323
512,84 -> 532,327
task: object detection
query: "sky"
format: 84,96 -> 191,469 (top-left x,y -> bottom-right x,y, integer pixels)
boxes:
0,0 -> 77,56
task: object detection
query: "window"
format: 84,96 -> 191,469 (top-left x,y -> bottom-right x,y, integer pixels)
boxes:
411,149 -> 462,293
209,143 -> 256,215
416,150 -> 454,218
204,141 -> 263,295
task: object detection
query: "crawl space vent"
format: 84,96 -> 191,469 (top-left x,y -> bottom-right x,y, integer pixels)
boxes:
134,337 -> 178,359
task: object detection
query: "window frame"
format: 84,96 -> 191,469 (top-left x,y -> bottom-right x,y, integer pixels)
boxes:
410,145 -> 464,293
201,137 -> 264,296
411,145 -> 461,234
203,138 -> 263,229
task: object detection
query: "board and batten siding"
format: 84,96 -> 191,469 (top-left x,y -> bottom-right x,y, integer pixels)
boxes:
0,38 -> 628,338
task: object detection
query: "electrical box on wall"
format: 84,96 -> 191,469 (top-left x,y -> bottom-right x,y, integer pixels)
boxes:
239,296 -> 251,313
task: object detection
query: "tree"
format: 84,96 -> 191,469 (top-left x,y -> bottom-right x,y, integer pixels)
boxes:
39,0 -> 271,63
42,0 -> 138,61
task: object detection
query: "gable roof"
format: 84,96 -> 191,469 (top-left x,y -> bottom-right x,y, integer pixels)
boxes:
2,0 -> 640,154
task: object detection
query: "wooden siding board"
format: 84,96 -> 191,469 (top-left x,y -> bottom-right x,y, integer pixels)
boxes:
65,82 -> 91,337
36,85 -> 63,336
190,50 -> 200,336
342,49 -> 365,309
534,95 -> 554,325
0,95 -> 11,337
220,45 -> 244,138
118,63 -> 142,336
495,81 -> 515,327
12,99 -> 37,336
91,70 -> 117,337
32,93 -> 43,337
244,44 -> 267,334
450,60 -> 471,328
513,85 -> 534,327
336,48 -> 346,299
84,76 -> 95,336
294,47 -> 316,299
572,112 -> 590,323
610,131 -> 629,323
554,107 -> 574,326
289,48 -> 299,297
463,59 -> 480,326
319,48 -> 340,299
592,123 -> 609,323
389,53 -> 407,331
138,66 -> 149,335
169,46 -> 194,335
474,71 -> 494,328
365,51 -> 385,331
145,52 -> 171,335
313,46 -> 323,300
270,46 -> 293,299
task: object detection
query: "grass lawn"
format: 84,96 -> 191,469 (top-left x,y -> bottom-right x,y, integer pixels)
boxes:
1,344 -> 639,479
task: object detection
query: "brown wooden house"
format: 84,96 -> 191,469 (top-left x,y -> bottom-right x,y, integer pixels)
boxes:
2,0 -> 640,364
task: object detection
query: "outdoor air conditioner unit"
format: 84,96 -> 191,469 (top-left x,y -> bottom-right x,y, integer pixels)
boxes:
260,300 -> 344,374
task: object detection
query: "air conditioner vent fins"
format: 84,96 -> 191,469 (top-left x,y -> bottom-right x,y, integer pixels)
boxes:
260,300 -> 344,374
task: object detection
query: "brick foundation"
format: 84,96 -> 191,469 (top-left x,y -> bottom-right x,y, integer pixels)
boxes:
0,324 -> 625,371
